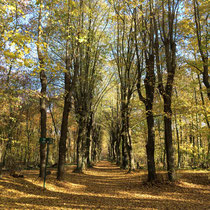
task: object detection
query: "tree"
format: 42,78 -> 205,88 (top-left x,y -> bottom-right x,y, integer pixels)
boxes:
0,0 -> 33,170
37,0 -> 47,178
154,0 -> 180,181
0,0 -> 209,183
134,0 -> 157,182
193,0 -> 209,99
111,0 -> 137,171
57,0 -> 79,180
73,0 -> 109,172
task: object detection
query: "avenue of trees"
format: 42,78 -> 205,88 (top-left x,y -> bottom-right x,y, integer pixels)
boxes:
0,0 -> 209,182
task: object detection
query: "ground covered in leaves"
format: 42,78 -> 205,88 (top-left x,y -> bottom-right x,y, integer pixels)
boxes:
0,161 -> 209,209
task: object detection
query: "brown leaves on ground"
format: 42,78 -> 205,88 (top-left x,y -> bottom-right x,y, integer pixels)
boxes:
0,161 -> 209,209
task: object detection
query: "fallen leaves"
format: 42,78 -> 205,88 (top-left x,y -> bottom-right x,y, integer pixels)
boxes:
0,161 -> 209,209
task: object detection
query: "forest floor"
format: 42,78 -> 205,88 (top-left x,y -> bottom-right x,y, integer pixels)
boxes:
0,161 -> 209,209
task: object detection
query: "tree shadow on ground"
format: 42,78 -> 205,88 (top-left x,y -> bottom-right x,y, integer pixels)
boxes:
0,161 -> 209,209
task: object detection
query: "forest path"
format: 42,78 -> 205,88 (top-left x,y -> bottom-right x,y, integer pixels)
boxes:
0,161 -> 210,209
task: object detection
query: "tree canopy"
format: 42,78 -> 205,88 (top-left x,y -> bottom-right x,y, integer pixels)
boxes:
0,0 -> 209,184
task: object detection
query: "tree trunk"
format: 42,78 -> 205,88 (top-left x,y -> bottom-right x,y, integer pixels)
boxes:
115,132 -> 121,165
86,114 -> 93,167
37,0 -> 47,178
121,112 -> 128,169
144,53 -> 156,181
126,143 -> 135,172
75,116 -> 86,172
154,0 -> 178,181
146,111 -> 156,181
174,89 -> 181,168
175,113 -> 181,168
189,122 -> 195,167
193,0 -> 210,99
57,92 -> 71,180
57,0 -> 79,180
121,134 -> 128,169
39,70 -> 47,178
126,110 -> 135,172
135,4 -> 157,181
86,128 -> 92,167
164,99 -> 175,181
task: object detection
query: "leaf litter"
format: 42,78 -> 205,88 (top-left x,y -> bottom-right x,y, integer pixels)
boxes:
0,161 -> 209,209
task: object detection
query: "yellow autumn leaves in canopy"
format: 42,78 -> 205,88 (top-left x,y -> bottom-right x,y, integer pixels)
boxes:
1,0 -> 33,66
3,30 -> 32,65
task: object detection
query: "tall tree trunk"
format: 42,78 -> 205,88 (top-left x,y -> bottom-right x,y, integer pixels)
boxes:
154,0 -> 178,181
164,39 -> 176,181
37,1 -> 47,178
137,55 -> 156,180
57,25 -> 71,181
57,24 -> 72,179
135,4 -> 157,181
39,67 -> 47,178
116,86 -> 121,165
57,86 -> 71,180
144,54 -> 156,181
57,0 -> 79,180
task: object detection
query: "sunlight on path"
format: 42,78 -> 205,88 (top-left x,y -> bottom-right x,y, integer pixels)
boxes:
0,161 -> 209,209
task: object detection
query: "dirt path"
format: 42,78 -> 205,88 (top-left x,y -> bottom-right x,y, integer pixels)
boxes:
0,161 -> 210,209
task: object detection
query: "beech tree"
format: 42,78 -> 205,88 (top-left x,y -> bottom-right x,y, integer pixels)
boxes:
36,0 -> 48,178
56,0 -> 79,180
134,0 -> 157,181
154,0 -> 180,181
